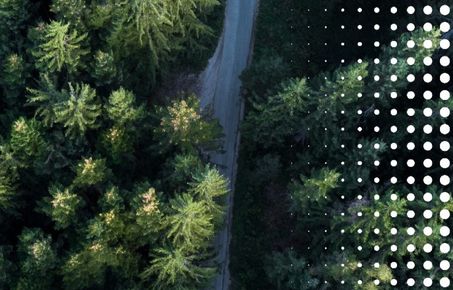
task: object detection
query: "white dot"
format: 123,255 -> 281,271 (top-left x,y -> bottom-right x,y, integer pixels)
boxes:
440,90 -> 450,100
440,243 -> 450,253
424,124 -> 433,134
407,23 -> 415,31
440,209 -> 450,220
424,5 -> 433,15
440,159 -> 450,169
440,5 -> 451,16
407,57 -> 415,65
407,159 -> 415,167
424,244 -> 433,253
440,226 -> 450,237
440,277 -> 450,288
424,91 -> 433,100
440,73 -> 450,84
407,278 -> 415,286
407,6 -> 415,14
441,175 -> 451,186
424,278 -> 433,287
424,260 -> 433,270
440,124 -> 450,135
440,107 -> 450,117
391,7 -> 397,14
440,260 -> 450,270
424,175 -> 433,185
440,192 -> 451,202
441,22 -> 451,33
424,56 -> 433,66
424,159 -> 433,168
440,56 -> 450,67
441,39 -> 450,49
407,193 -> 415,201
440,141 -> 450,151
423,142 -> 433,151
424,210 -> 433,219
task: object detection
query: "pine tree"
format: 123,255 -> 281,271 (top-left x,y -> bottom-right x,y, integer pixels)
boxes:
106,87 -> 144,125
33,21 -> 88,73
54,82 -> 101,138
157,95 -> 222,152
142,246 -> 216,290
73,157 -> 108,187
1,53 -> 26,106
189,166 -> 228,223
9,117 -> 46,166
0,0 -> 29,58
165,193 -> 214,251
40,185 -> 83,229
91,50 -> 117,86
15,228 -> 56,290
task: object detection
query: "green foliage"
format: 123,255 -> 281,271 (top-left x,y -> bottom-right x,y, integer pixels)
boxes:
0,1 -> 226,289
41,185 -> 83,229
142,246 -> 216,290
16,228 -> 56,290
55,82 -> 101,137
157,95 -> 222,152
91,50 -> 117,86
33,21 -> 88,73
265,250 -> 319,290
9,117 -> 46,165
165,193 -> 214,251
1,53 -> 26,105
74,157 -> 109,186
106,87 -> 144,125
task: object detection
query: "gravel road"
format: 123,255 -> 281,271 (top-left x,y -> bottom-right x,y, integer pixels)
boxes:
199,0 -> 259,289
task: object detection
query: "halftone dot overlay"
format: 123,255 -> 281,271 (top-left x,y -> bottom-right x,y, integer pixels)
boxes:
290,2 -> 453,288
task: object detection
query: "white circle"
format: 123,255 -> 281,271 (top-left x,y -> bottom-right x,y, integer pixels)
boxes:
440,90 -> 450,100
424,22 -> 433,31
407,193 -> 415,201
390,262 -> 397,268
424,278 -> 433,287
440,73 -> 450,84
424,5 -> 433,15
424,124 -> 433,134
424,192 -> 433,202
440,226 -> 450,237
440,141 -> 450,151
407,40 -> 415,48
440,107 -> 450,117
441,175 -> 451,186
440,192 -> 451,202
424,91 -> 433,100
407,142 -> 415,150
440,260 -> 450,270
407,23 -> 415,31
424,227 -> 433,236
424,159 -> 433,168
423,244 -> 433,253
424,142 -> 433,151
440,56 -> 450,67
424,260 -> 433,270
407,57 -> 415,65
440,243 -> 450,253
407,6 -> 415,14
407,91 -> 415,99
407,159 -> 415,167
423,40 -> 433,48
407,125 -> 415,133
407,244 -> 416,252
424,108 -> 433,117
441,22 -> 451,33
407,261 -> 415,269
441,39 -> 450,49
424,175 -> 433,185
407,227 -> 415,235
407,210 -> 416,218
440,124 -> 450,135
424,56 -> 433,66
441,5 -> 451,15
424,73 -> 433,83
440,277 -> 450,288
440,209 -> 450,220
407,278 -> 415,286
440,159 -> 450,169
407,74 -> 415,82
424,210 -> 433,219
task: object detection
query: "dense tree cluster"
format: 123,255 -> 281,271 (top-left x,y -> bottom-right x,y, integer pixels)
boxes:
0,0 -> 227,289
232,1 -> 453,289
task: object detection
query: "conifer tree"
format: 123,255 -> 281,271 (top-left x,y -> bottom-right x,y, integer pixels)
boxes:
9,117 -> 46,166
33,21 -> 88,74
54,82 -> 101,138
165,193 -> 214,251
15,228 -> 56,290
142,245 -> 216,290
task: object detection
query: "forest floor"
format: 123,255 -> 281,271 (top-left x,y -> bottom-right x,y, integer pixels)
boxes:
198,0 -> 259,289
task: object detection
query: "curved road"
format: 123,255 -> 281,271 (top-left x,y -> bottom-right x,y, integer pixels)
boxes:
199,0 -> 259,289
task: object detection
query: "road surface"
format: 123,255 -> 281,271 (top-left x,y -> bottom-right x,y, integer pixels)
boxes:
198,0 -> 259,289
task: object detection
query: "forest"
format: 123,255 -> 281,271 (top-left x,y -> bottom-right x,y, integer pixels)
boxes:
0,0 -> 228,289
231,0 -> 453,289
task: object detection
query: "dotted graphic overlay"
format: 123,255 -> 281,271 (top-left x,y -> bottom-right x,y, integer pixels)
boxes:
288,2 -> 453,289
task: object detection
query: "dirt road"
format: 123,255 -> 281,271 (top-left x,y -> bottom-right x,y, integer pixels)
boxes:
199,0 -> 259,289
